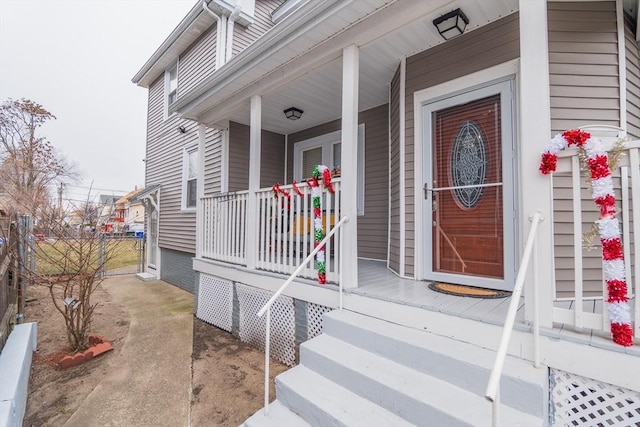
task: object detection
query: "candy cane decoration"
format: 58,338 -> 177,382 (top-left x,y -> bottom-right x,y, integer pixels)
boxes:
307,165 -> 335,284
540,129 -> 633,346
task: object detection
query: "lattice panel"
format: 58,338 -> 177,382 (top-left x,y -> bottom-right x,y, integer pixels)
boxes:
236,283 -> 296,367
196,274 -> 233,332
306,302 -> 332,340
551,369 -> 640,426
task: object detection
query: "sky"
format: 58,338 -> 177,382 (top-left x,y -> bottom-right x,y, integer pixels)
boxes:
0,0 -> 195,208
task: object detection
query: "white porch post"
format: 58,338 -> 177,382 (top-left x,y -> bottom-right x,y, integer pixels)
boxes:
246,95 -> 262,269
519,0 -> 554,327
341,44 -> 359,288
196,123 -> 206,259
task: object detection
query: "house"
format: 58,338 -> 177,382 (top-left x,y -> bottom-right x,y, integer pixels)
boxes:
133,0 -> 640,425
115,188 -> 146,231
97,194 -> 124,233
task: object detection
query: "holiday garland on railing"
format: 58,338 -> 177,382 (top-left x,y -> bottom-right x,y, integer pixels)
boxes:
308,165 -> 334,284
539,129 -> 633,347
271,166 -> 335,285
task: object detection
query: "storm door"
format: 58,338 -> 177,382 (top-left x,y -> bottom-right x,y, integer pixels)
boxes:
423,80 -> 515,290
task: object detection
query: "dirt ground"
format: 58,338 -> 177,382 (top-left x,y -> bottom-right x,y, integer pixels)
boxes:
23,279 -> 289,427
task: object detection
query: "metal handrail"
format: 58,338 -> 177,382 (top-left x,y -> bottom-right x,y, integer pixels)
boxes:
257,215 -> 349,415
485,211 -> 543,426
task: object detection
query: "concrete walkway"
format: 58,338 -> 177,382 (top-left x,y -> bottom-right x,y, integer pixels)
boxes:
64,276 -> 194,427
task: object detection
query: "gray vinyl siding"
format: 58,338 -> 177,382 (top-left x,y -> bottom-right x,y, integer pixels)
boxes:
404,13 -> 520,278
146,76 -> 197,253
287,105 -> 390,260
160,248 -> 196,293
231,0 -> 284,57
548,1 -> 619,133
389,66 -> 401,273
227,121 -> 285,191
204,128 -> 223,197
178,26 -> 217,101
625,17 -> 640,139
547,2 -> 623,297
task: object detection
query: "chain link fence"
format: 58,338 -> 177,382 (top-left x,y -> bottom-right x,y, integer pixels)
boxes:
100,235 -> 145,277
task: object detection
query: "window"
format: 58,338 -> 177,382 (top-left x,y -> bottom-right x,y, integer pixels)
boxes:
164,62 -> 178,120
182,144 -> 198,210
293,125 -> 365,215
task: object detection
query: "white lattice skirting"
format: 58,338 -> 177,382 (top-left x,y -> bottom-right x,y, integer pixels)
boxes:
197,274 -> 233,332
306,302 -> 332,340
236,283 -> 296,367
551,369 -> 640,426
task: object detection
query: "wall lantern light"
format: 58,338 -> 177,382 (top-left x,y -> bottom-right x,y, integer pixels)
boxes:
283,107 -> 303,120
433,8 -> 469,40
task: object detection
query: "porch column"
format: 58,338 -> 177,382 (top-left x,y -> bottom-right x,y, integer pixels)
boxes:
519,0 -> 554,327
341,44 -> 359,288
246,95 -> 262,269
196,123 -> 206,259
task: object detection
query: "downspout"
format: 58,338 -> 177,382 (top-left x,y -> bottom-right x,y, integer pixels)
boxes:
203,0 -> 226,69
226,5 -> 242,63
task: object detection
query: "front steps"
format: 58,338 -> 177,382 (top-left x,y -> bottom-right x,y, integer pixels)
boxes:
244,310 -> 548,426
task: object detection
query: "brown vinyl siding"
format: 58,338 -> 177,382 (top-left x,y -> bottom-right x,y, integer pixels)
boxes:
625,18 -> 640,139
145,77 -> 197,253
389,66 -> 401,272
287,105 -> 390,260
203,128 -> 223,197
548,1 -> 619,133
404,13 -> 520,277
178,26 -> 217,101
231,0 -> 284,57
227,121 -> 285,191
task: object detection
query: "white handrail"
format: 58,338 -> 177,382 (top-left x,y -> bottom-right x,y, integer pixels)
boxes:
257,215 -> 349,414
485,211 -> 543,424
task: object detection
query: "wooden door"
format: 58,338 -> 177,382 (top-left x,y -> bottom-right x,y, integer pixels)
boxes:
432,94 -> 503,279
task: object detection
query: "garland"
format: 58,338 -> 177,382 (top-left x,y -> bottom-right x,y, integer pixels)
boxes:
539,129 -> 633,347
307,165 -> 335,284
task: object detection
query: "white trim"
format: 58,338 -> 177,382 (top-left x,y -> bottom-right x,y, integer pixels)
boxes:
292,125 -> 365,215
284,134 -> 288,183
181,141 -> 199,212
196,124 -> 206,258
221,123 -> 229,193
413,59 -> 519,282
387,83 -> 392,270
246,94 -> 262,270
399,57 -> 406,277
617,0 -> 628,133
164,61 -> 179,121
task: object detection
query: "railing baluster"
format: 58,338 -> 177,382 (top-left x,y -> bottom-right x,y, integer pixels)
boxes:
571,155 -> 584,329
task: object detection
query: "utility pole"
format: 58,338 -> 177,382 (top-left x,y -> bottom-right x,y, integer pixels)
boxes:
58,182 -> 63,220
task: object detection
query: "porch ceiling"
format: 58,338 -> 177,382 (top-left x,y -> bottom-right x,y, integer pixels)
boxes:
174,0 -> 519,135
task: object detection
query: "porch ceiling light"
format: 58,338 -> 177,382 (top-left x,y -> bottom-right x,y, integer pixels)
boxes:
433,8 -> 469,40
283,107 -> 303,120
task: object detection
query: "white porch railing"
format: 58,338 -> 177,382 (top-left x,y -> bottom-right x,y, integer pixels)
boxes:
485,211 -> 543,427
201,191 -> 249,264
256,179 -> 342,282
256,215 -> 349,415
552,139 -> 640,339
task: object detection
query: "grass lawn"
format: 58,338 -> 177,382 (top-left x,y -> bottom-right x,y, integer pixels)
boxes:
35,238 -> 142,276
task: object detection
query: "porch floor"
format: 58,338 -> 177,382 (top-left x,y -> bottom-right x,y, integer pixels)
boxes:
350,259 -> 638,355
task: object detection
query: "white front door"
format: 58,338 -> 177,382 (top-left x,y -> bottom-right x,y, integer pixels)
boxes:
422,79 -> 516,291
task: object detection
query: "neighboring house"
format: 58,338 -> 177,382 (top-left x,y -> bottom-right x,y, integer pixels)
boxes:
133,1 -> 640,425
97,194 -> 124,233
115,187 -> 146,229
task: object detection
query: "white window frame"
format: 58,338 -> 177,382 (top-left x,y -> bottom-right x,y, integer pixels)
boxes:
293,125 -> 365,215
164,61 -> 178,121
181,142 -> 198,212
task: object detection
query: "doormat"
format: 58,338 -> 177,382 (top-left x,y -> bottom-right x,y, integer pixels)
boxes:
428,282 -> 511,299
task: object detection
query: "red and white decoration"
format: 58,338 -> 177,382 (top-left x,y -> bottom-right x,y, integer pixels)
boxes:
540,129 -> 633,347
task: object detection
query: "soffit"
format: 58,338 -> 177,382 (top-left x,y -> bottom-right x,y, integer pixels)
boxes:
179,0 -> 519,134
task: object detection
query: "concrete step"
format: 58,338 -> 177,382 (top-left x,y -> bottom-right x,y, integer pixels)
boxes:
322,309 -> 547,418
276,365 -> 414,427
301,334 -> 543,426
242,400 -> 310,427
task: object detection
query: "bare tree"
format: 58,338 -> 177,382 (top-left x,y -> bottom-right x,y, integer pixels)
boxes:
0,98 -> 77,221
